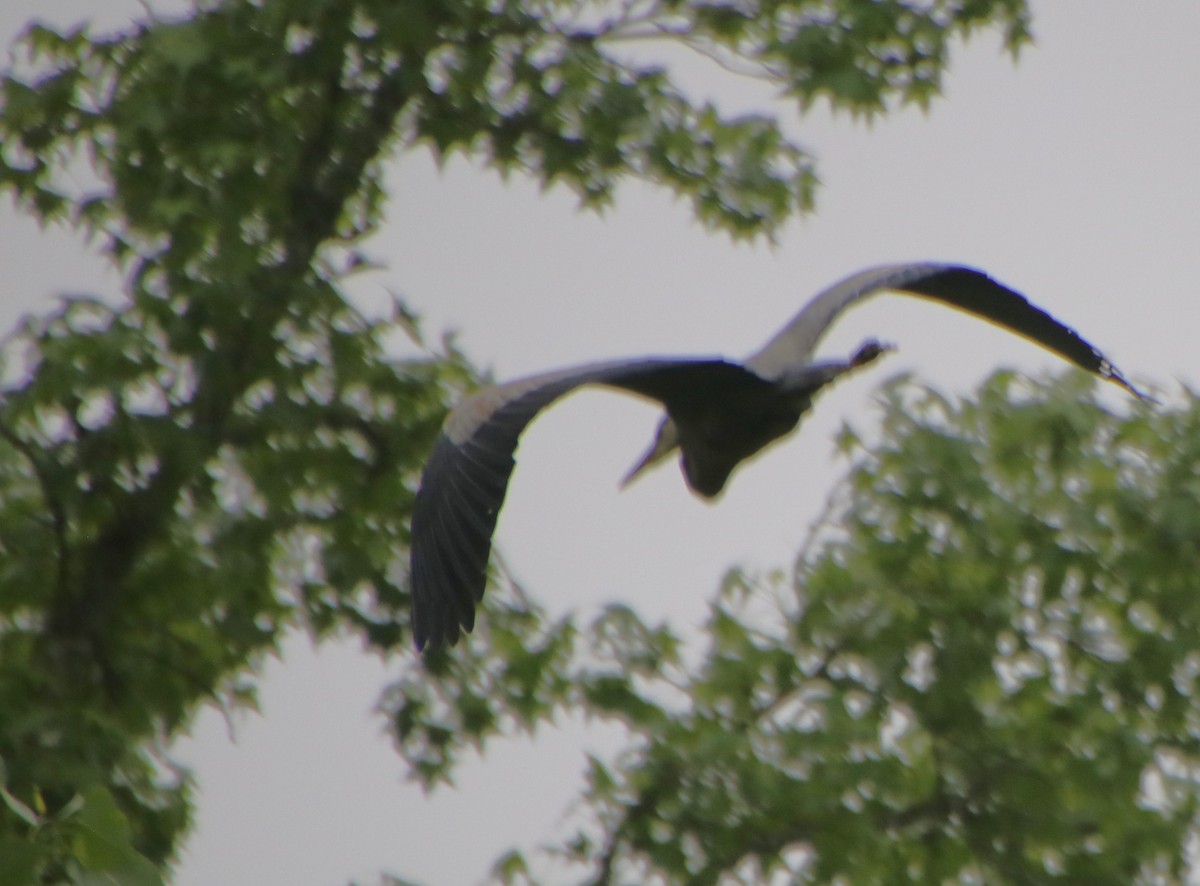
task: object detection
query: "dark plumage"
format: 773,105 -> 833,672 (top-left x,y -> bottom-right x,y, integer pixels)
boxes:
410,262 -> 1146,651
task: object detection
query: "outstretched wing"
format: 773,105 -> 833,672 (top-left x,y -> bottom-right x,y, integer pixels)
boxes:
748,263 -> 1146,397
620,263 -> 1147,491
410,358 -> 767,651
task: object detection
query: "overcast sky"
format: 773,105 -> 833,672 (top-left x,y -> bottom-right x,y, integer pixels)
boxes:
3,2 -> 1198,884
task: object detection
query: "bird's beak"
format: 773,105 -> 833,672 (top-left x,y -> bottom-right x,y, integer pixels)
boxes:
619,417 -> 680,489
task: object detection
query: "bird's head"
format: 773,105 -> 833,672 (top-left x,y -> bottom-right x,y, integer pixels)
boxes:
680,449 -> 732,499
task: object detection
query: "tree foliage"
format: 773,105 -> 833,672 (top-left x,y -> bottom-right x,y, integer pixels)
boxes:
455,371 -> 1199,885
390,371 -> 1200,885
1,0 -> 1140,882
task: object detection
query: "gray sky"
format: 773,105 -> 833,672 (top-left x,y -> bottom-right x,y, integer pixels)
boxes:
3,2 -> 1198,884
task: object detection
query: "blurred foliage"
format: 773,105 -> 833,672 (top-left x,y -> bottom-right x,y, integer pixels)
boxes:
461,372 -> 1198,884
0,0 -> 1040,881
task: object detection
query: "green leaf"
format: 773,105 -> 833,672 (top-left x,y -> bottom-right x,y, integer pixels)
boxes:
69,786 -> 163,884
0,788 -> 39,829
0,838 -> 38,886
0,1 -> 1057,880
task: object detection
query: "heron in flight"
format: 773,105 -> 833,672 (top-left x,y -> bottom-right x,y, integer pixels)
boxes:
410,262 -> 1146,651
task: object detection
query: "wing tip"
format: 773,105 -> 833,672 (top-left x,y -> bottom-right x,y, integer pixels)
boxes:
1101,360 -> 1157,405
414,617 -> 470,654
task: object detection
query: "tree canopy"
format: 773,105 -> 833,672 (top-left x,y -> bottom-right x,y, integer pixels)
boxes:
8,1 -> 1195,884
456,371 -> 1195,884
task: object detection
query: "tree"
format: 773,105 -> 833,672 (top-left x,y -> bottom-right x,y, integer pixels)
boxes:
0,0 -> 1106,882
448,371 -> 1196,884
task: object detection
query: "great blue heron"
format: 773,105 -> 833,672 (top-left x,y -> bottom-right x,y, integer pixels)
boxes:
410,262 -> 1146,651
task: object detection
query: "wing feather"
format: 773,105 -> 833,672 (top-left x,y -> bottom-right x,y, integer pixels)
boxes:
749,263 -> 1145,397
748,264 -> 943,377
411,358 -> 766,650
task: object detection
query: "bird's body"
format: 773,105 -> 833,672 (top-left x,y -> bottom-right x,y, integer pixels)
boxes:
410,262 -> 1146,651
652,341 -> 891,497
